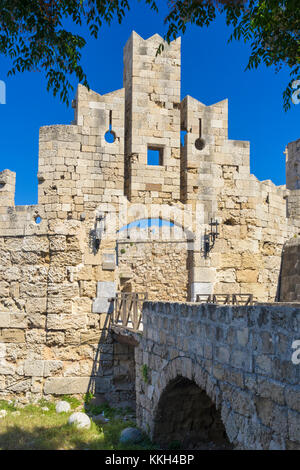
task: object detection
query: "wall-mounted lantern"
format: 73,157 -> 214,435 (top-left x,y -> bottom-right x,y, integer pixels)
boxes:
94,215 -> 104,250
203,218 -> 219,258
90,214 -> 105,252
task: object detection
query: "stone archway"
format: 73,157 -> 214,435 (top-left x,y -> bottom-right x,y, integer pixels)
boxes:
152,375 -> 232,450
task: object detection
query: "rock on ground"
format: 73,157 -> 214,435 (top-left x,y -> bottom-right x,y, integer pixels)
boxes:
68,412 -> 91,429
119,427 -> 143,444
56,401 -> 71,413
0,410 -> 7,418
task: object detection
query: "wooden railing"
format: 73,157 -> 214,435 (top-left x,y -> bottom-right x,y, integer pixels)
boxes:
196,293 -> 254,306
110,292 -> 148,331
110,292 -> 254,332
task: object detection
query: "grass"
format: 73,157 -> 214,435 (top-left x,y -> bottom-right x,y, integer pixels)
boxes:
0,397 -> 157,450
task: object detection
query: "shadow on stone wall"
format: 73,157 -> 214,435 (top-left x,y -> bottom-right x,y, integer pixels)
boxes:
276,245 -> 285,301
86,311 -> 111,400
86,304 -> 136,409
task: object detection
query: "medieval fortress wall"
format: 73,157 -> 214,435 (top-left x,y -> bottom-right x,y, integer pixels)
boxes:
0,31 -> 299,402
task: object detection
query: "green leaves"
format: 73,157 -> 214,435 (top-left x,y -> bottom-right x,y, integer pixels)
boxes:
163,0 -> 300,111
0,0 -> 298,109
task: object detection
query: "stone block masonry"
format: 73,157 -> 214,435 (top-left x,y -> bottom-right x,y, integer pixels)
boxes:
280,237 -> 300,301
117,240 -> 190,301
135,301 -> 300,450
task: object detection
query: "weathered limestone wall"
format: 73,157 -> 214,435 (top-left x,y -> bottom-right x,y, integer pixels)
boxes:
180,95 -> 230,212
280,237 -> 300,301
0,224 -> 115,402
38,85 -> 125,222
1,32 -> 297,308
180,95 -> 300,302
213,177 -> 299,302
136,301 -> 300,450
117,239 -> 190,301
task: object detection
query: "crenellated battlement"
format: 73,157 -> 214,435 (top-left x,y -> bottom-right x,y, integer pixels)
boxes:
123,31 -> 181,202
0,169 -> 15,211
286,138 -> 300,190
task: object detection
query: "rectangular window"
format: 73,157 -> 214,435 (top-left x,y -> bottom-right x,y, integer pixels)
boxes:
147,146 -> 163,166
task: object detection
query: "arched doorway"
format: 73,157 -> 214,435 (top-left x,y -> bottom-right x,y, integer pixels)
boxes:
153,376 -> 232,450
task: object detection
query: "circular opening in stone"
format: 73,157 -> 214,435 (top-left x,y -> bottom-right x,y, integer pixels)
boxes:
104,130 -> 116,144
195,138 -> 205,151
35,216 -> 42,224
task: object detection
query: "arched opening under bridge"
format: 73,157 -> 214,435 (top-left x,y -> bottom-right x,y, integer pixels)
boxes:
153,376 -> 232,450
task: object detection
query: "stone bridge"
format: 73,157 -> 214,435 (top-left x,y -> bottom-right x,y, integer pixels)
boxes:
112,301 -> 300,450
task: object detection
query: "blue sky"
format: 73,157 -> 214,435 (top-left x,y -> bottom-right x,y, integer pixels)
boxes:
0,1 -> 299,205
119,218 -> 174,231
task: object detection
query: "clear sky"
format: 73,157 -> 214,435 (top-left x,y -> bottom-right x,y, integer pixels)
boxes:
0,1 -> 299,205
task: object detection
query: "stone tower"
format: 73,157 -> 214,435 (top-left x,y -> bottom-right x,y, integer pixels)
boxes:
123,32 -> 181,202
